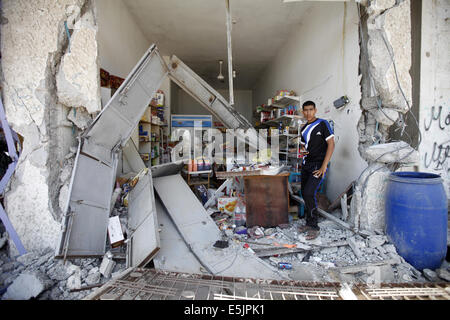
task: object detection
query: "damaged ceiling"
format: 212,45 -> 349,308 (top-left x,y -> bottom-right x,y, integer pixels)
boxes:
122,0 -> 317,89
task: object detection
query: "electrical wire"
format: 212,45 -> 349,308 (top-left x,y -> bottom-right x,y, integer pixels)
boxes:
354,3 -> 424,229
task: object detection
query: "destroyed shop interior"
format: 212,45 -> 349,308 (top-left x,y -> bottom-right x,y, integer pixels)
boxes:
0,0 -> 449,301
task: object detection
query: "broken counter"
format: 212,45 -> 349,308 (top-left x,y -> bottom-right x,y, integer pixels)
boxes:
244,172 -> 290,228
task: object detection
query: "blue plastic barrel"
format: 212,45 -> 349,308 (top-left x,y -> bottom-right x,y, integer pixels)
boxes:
385,172 -> 448,270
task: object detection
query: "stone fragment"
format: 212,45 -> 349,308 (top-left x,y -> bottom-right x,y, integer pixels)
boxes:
321,247 -> 338,255
364,141 -> 419,164
3,271 -> 52,300
368,235 -> 386,248
16,252 -> 39,268
402,274 -> 413,282
85,272 -> 101,286
47,261 -> 73,281
383,244 -> 397,254
67,273 -> 82,291
423,269 -> 440,282
436,268 -> 450,282
264,228 -> 276,236
347,238 -> 363,259
67,107 -> 92,130
35,252 -> 54,267
89,267 -> 99,275
56,15 -> 101,114
99,251 -> 116,278
2,262 -> 15,273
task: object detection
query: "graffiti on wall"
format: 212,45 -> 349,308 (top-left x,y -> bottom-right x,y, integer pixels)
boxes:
423,106 -> 450,173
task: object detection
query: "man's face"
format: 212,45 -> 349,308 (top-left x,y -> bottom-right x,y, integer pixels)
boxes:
302,104 -> 317,122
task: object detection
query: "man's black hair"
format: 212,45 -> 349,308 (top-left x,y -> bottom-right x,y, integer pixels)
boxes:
302,101 -> 316,110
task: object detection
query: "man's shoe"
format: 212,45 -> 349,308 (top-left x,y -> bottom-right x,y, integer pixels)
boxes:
298,225 -> 312,233
305,229 -> 320,240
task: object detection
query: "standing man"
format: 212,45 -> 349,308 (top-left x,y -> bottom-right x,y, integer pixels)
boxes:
297,101 -> 335,240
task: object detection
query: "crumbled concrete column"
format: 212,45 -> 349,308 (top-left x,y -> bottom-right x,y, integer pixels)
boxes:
358,0 -> 413,155
67,107 -> 93,130
1,0 -> 100,255
366,0 -> 412,112
56,8 -> 101,114
349,163 -> 391,232
363,141 -> 419,164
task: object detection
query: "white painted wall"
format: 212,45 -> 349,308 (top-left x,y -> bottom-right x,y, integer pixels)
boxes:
419,0 -> 450,197
172,88 -> 253,124
252,2 -> 367,201
96,0 -> 150,78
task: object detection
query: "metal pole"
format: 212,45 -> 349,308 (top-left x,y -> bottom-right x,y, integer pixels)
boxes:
225,0 -> 234,106
0,97 -> 26,255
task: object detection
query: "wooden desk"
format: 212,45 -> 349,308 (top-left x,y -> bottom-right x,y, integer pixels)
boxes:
243,172 -> 290,227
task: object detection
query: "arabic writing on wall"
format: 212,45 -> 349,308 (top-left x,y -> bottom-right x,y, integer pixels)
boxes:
423,106 -> 450,172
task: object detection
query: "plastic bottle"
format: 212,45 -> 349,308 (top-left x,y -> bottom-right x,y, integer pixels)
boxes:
110,187 -> 122,212
234,205 -> 246,227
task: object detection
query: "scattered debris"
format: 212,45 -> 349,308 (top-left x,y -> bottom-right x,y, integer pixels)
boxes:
213,240 -> 229,249
99,251 -> 116,279
423,269 -> 440,282
2,271 -> 52,300
436,268 -> 450,282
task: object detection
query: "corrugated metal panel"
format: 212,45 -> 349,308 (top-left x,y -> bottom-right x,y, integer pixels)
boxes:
122,139 -> 160,268
153,174 -> 286,280
82,46 -> 168,163
56,151 -> 117,258
57,45 -> 167,260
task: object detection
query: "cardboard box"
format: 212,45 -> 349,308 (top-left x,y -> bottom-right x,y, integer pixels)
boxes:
218,197 -> 238,214
108,216 -> 124,248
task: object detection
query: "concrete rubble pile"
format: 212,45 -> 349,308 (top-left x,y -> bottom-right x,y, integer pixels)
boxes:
0,242 -> 127,300
207,203 -> 450,285
0,191 -> 130,300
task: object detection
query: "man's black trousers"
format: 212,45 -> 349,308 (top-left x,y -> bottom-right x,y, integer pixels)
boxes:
300,162 -> 326,230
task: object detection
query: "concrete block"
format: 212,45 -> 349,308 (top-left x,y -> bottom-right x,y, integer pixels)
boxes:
3,271 -> 52,300
16,252 -> 40,267
368,235 -> 387,248
383,244 -> 397,254
364,141 -> 419,164
99,252 -> 116,278
56,17 -> 101,114
66,273 -> 82,291
436,268 -> 450,282
85,272 -> 101,286
347,237 -> 363,259
67,107 -> 92,130
89,267 -> 99,275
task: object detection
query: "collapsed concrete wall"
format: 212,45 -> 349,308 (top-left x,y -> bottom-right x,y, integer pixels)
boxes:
1,0 -> 101,255
358,0 -> 412,152
353,0 -> 417,232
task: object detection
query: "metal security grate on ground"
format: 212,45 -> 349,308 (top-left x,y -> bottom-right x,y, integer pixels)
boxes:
353,283 -> 450,300
83,268 -> 450,300
84,268 -> 343,300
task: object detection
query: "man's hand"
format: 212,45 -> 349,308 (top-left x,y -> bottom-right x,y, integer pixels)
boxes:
299,146 -> 309,155
313,166 -> 327,179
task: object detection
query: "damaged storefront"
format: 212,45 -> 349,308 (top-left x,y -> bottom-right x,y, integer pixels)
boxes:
0,0 -> 448,301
